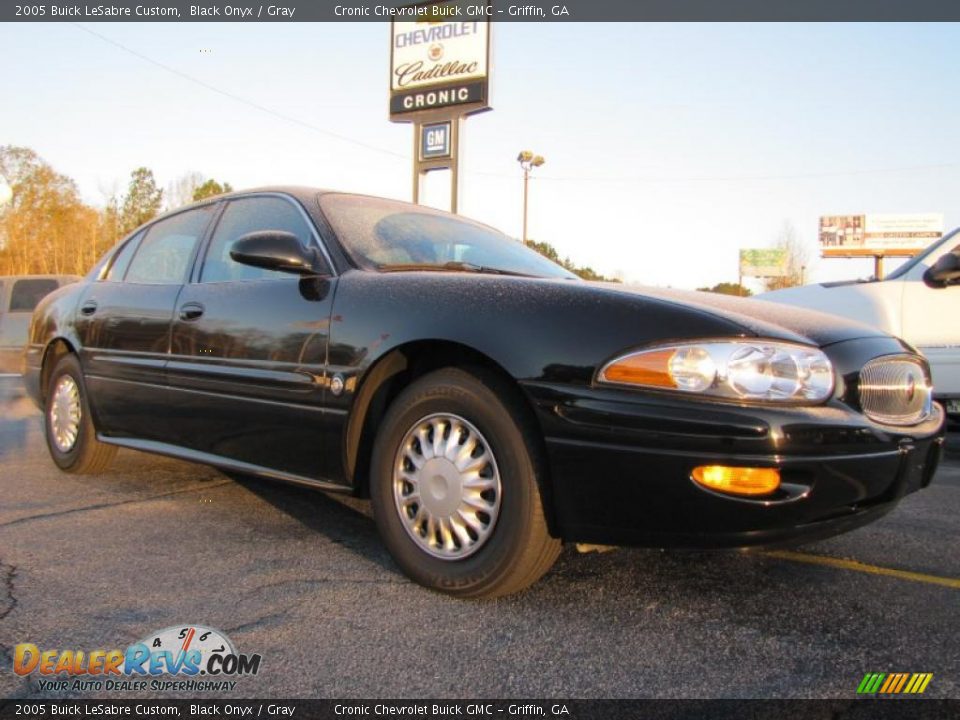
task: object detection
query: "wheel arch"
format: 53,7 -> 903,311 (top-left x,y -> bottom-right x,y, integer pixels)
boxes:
40,337 -> 77,402
344,339 -> 558,534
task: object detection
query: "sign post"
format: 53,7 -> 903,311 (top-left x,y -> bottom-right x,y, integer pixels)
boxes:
818,214 -> 943,279
389,1 -> 492,213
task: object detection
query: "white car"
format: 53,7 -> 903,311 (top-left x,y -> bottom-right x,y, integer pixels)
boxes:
761,229 -> 960,421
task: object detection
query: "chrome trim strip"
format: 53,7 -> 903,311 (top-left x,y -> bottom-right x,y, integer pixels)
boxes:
83,374 -> 348,415
545,436 -> 903,464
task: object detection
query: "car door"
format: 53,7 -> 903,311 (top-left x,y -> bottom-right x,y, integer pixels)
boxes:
900,237 -> 960,405
75,205 -> 217,440
165,194 -> 339,482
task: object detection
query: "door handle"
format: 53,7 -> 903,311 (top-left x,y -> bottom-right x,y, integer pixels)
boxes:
179,303 -> 205,321
80,301 -> 98,316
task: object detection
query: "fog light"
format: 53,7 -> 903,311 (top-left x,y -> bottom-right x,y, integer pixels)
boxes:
692,465 -> 780,496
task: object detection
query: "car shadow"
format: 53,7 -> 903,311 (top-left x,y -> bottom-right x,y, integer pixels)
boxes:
219,469 -> 851,608
224,471 -> 400,576
0,377 -> 32,459
206,464 -> 937,618
221,470 -> 800,608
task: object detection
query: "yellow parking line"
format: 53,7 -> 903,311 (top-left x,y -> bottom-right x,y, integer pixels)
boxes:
763,550 -> 960,590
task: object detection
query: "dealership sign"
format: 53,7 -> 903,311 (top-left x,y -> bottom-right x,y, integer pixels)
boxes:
390,4 -> 491,118
739,248 -> 788,278
819,214 -> 943,257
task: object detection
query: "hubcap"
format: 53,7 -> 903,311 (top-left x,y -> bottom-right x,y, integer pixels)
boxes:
50,375 -> 81,453
392,413 -> 502,560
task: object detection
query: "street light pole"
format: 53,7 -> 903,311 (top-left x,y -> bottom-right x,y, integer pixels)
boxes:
522,164 -> 529,243
517,150 -> 544,243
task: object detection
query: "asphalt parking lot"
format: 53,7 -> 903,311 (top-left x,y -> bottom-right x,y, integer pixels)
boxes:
0,376 -> 957,700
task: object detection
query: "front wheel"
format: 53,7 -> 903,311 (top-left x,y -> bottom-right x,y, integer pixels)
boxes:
370,367 -> 561,598
44,354 -> 117,474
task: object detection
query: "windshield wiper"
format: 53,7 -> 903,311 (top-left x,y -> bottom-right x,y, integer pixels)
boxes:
378,261 -> 534,277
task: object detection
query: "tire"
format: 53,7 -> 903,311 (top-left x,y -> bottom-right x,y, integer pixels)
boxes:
370,367 -> 561,598
44,353 -> 117,474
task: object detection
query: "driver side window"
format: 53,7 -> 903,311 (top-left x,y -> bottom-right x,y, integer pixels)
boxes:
201,197 -> 315,283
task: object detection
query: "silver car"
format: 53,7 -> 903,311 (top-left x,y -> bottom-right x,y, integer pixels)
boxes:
0,275 -> 79,374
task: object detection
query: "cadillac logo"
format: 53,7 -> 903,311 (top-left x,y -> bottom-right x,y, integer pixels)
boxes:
429,43 -> 444,61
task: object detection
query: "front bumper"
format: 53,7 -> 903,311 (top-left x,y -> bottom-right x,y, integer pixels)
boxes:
525,383 -> 945,549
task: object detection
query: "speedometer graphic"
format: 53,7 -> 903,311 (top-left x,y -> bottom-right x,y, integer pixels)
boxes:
135,625 -> 235,669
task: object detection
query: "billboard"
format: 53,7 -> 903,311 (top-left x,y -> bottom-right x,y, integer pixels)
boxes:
390,2 -> 491,119
739,248 -> 788,278
820,214 -> 943,257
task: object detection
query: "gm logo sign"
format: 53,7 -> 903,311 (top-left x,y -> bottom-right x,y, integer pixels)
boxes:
420,121 -> 451,160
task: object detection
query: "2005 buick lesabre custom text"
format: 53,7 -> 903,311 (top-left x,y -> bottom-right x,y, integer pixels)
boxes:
24,188 -> 946,597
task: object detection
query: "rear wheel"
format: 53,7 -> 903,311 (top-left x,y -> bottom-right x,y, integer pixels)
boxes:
370,367 -> 561,598
44,354 -> 117,474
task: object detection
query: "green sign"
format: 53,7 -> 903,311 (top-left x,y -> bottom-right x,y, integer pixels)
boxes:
739,248 -> 787,278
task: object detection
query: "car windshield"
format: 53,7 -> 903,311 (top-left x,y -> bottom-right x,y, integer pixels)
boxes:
884,227 -> 960,281
319,193 -> 577,280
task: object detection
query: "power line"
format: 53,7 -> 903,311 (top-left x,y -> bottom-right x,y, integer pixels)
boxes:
531,162 -> 960,184
72,23 -> 408,161
73,24 -> 960,187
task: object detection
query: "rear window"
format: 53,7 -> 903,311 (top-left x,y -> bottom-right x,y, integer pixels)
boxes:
125,206 -> 214,285
9,279 -> 60,312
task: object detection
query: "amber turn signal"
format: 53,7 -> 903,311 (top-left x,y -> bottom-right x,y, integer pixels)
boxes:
691,465 -> 780,496
599,348 -> 677,388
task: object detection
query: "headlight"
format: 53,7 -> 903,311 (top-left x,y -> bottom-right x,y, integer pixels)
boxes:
598,340 -> 834,403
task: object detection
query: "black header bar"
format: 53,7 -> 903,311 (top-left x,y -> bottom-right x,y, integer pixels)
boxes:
5,1 -> 960,22
0,699 -> 958,719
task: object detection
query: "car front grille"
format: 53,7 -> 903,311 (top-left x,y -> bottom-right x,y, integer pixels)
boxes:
858,355 -> 933,426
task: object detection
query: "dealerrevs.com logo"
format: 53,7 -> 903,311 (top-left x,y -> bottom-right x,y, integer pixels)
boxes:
13,625 -> 262,693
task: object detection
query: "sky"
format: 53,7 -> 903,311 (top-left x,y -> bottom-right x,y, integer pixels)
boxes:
2,21 -> 960,289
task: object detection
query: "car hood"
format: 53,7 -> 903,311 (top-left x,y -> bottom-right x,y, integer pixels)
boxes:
758,280 -> 901,338
587,282 -> 887,347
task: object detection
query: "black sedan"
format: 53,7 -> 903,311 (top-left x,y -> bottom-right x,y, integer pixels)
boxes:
24,188 -> 946,598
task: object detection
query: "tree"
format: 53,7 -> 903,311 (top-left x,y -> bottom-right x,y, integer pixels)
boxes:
98,194 -> 121,254
119,167 -> 163,235
193,178 -> 234,202
697,282 -> 752,296
0,145 -> 100,275
765,221 -> 811,291
164,174 -> 234,209
166,171 -> 204,210
523,239 -> 620,282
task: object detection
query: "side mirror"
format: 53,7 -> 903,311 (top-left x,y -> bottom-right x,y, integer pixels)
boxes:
230,231 -> 327,276
923,252 -> 960,288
